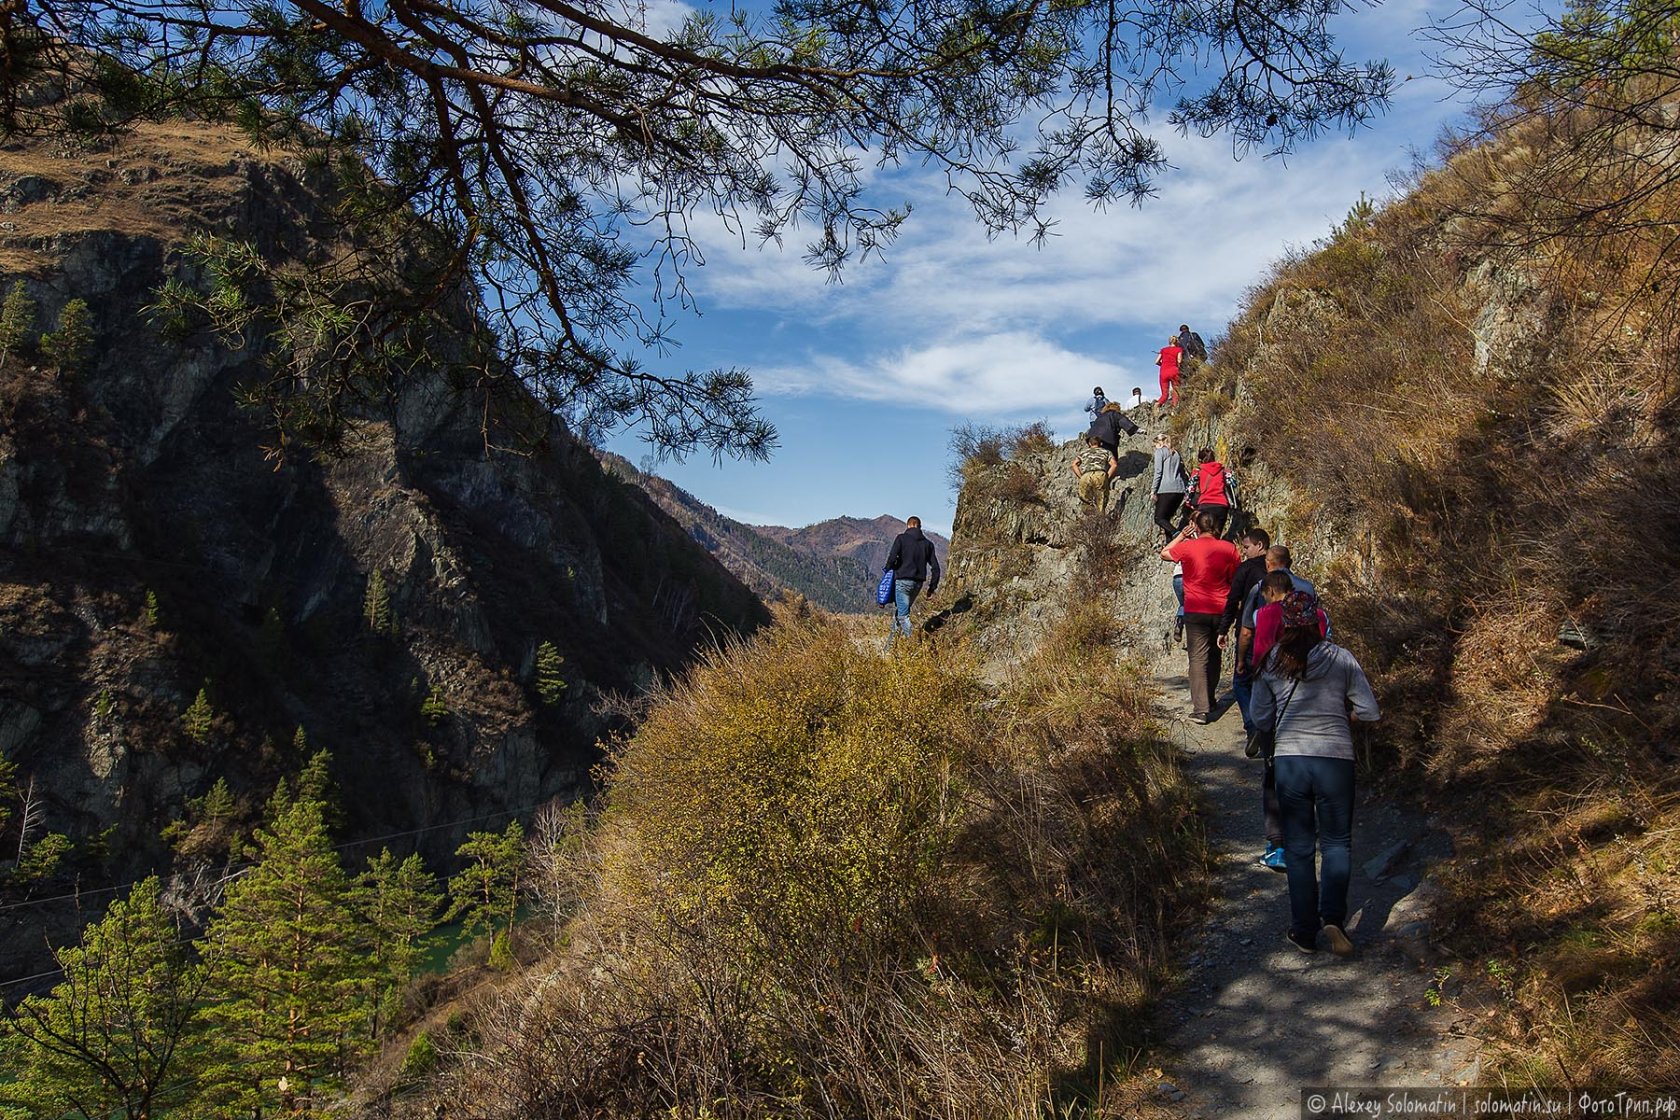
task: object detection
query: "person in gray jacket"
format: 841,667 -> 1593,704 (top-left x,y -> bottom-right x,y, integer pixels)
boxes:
1251,591 -> 1380,957
1150,433 -> 1188,541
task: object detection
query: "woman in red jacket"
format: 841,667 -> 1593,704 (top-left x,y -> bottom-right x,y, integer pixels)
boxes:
1156,336 -> 1184,407
1188,448 -> 1232,536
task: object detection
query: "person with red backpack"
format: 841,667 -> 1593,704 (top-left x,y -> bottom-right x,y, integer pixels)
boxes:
1187,448 -> 1233,536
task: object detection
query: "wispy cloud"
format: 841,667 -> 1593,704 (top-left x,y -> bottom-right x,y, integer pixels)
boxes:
758,331 -> 1143,417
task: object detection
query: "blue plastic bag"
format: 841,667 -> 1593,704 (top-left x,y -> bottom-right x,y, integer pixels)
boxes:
875,568 -> 896,607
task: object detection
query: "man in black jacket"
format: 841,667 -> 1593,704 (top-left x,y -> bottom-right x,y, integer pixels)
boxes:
884,516 -> 941,648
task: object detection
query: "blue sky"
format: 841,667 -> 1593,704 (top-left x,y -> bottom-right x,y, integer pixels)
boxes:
605,0 -> 1481,536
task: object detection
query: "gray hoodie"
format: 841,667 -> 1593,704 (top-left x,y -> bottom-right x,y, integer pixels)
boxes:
1252,641 -> 1380,761
1151,447 -> 1186,494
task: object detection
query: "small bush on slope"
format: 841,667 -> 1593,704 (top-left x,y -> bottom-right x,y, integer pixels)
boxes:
396,604 -> 1202,1119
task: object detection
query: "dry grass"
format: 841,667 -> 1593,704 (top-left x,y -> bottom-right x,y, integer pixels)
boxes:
365,596 -> 1206,1119
1184,69 -> 1680,1086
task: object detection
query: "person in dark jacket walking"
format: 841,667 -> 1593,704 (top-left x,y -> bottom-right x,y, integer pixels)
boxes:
1220,527 -> 1271,738
884,517 -> 941,649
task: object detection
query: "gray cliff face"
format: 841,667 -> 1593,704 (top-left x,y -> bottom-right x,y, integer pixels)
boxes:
0,123 -> 767,973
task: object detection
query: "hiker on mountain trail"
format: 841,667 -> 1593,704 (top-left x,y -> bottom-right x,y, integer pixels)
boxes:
1221,526 -> 1271,738
1235,544 -> 1321,680
1156,337 -> 1184,407
883,516 -> 940,650
1129,387 -> 1143,408
1187,448 -> 1233,537
1150,433 -> 1188,542
1071,436 -> 1119,513
1247,568 -> 1329,874
1177,324 -> 1208,363
1162,510 -> 1240,724
1088,401 -> 1139,458
1253,590 -> 1380,956
1085,386 -> 1108,418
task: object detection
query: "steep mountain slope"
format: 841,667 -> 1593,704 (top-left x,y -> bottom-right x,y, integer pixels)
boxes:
598,453 -> 927,613
0,120 -> 767,974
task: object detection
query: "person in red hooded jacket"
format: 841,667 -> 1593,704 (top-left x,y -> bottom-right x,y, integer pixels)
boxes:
1188,447 -> 1232,536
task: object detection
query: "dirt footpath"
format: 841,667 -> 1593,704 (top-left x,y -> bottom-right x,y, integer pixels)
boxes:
1146,650 -> 1484,1119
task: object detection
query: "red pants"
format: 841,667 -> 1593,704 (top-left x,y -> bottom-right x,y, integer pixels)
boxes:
1158,371 -> 1179,405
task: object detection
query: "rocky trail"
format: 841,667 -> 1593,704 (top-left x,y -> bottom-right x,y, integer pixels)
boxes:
1146,647 -> 1485,1118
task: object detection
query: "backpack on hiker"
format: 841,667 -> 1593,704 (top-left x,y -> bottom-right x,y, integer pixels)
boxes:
1185,331 -> 1207,361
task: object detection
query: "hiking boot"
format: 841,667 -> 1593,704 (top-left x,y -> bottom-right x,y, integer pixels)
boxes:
1261,845 -> 1287,873
1323,924 -> 1354,957
1285,929 -> 1317,954
1173,617 -> 1184,645
1189,711 -> 1209,725
1244,732 -> 1262,759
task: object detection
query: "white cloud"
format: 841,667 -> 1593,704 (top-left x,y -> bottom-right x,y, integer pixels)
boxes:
758,331 -> 1143,417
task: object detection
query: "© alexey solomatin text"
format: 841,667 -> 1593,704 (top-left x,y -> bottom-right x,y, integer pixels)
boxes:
1302,1090 -> 1680,1119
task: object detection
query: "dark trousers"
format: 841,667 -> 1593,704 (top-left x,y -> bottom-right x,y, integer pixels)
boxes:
1199,502 -> 1230,536
1154,492 -> 1185,539
1261,757 -> 1282,845
1183,612 -> 1223,716
1274,755 -> 1356,937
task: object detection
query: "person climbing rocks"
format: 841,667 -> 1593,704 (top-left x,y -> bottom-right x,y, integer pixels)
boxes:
1220,526 -> 1271,738
1162,510 -> 1240,723
1071,435 -> 1118,513
1156,336 -> 1184,407
1177,323 -> 1208,362
1252,590 -> 1380,956
1150,433 -> 1188,542
1186,447 -> 1233,537
1129,387 -> 1143,408
883,516 -> 940,649
1085,386 -> 1108,418
1088,400 -> 1139,459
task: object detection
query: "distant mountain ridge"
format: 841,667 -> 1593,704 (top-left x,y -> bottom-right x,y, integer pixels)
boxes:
597,457 -> 948,612
754,515 -> 950,572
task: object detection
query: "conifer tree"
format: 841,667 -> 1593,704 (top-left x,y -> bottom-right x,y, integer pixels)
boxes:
362,569 -> 393,636
420,686 -> 449,727
534,641 -> 567,706
39,298 -> 93,377
359,848 -> 442,1038
181,686 -> 214,745
0,877 -> 207,1120
446,820 -> 525,942
142,590 -> 160,630
0,280 -> 35,371
199,782 -> 374,1115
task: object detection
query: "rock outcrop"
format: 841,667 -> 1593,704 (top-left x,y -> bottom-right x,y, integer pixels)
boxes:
0,120 -> 767,974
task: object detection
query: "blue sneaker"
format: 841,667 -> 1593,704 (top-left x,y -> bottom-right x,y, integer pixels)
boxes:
1261,845 -> 1288,872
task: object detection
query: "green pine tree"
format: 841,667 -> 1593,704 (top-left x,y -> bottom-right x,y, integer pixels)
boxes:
199,785 -> 375,1115
142,590 -> 160,629
0,280 -> 36,371
39,298 -> 93,377
359,848 -> 442,1038
363,569 -> 393,635
445,820 -> 525,942
0,877 -> 207,1119
420,685 -> 449,727
534,641 -> 567,706
181,686 -> 215,745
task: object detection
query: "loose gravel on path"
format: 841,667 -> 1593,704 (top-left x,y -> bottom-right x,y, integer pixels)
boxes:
1146,652 -> 1484,1119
